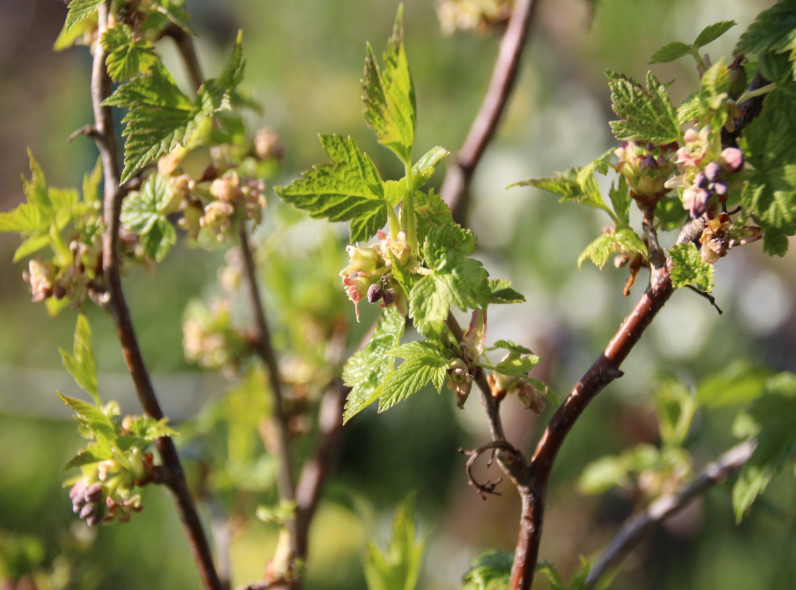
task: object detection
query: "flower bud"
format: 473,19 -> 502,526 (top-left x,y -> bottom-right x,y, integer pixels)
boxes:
720,147 -> 744,174
704,161 -> 721,182
367,283 -> 383,303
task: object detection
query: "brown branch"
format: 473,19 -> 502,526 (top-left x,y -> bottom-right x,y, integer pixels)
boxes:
90,4 -> 222,589
162,23 -> 204,94
441,0 -> 541,223
508,265 -> 675,590
584,440 -> 756,590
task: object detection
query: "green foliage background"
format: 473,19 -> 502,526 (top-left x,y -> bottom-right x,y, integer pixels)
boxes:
0,0 -> 793,588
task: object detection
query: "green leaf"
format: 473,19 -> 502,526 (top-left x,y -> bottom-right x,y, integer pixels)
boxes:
606,70 -> 681,145
409,224 -> 491,336
59,314 -> 99,405
736,3 -> 796,79
362,6 -> 416,164
411,146 -> 449,188
738,90 -> 796,253
378,341 -> 450,412
57,392 -> 115,443
65,0 -> 103,32
363,495 -> 425,590
608,177 -> 631,225
103,64 -> 198,183
577,455 -> 630,495
732,372 -> 796,522
693,20 -> 737,49
461,551 -> 513,590
120,173 -> 177,262
511,152 -> 615,220
668,243 -> 714,291
488,279 -> 525,304
102,24 -> 158,81
577,227 -> 646,269
413,189 -> 453,246
275,134 -> 388,243
649,41 -> 693,64
342,307 -> 405,423
654,376 -> 697,447
64,444 -> 113,470
696,361 -> 772,407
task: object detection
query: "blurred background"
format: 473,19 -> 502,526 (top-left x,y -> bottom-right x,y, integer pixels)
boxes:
0,0 -> 793,588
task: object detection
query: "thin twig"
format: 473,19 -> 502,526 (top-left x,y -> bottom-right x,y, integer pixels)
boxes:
90,3 -> 221,589
459,441 -> 523,499
508,265 -> 675,590
237,224 -> 298,545
584,440 -> 756,590
441,0 -> 541,223
162,23 -> 204,93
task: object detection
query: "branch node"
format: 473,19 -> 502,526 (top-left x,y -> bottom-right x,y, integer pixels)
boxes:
69,125 -> 101,142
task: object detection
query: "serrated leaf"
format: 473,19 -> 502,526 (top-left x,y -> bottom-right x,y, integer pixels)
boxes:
606,70 -> 681,144
65,0 -> 103,32
103,64 -> 199,183
461,551 -> 513,590
491,340 -> 533,355
57,392 -> 115,443
102,24 -> 158,81
738,90 -> 796,252
737,2 -> 796,80
276,134 -> 388,243
120,173 -> 177,262
378,341 -> 450,411
414,189 -> 453,245
693,20 -> 737,49
59,314 -> 99,405
64,445 -> 113,470
511,152 -> 615,220
363,495 -> 425,590
343,307 -> 405,423
649,41 -> 693,64
410,224 -> 491,336
362,6 -> 416,164
489,279 -> 525,304
732,372 -> 796,522
411,146 -> 449,188
577,227 -> 646,269
668,243 -> 714,291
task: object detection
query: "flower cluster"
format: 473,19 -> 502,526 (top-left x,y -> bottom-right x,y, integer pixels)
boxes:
486,370 -> 545,413
665,127 -> 745,219
340,231 -> 411,320
182,298 -> 249,375
68,445 -> 151,527
614,141 -> 678,206
435,0 -> 511,35
22,230 -> 104,306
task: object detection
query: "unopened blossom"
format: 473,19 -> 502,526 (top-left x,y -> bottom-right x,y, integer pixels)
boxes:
25,259 -> 55,302
210,172 -> 243,203
200,200 -> 235,241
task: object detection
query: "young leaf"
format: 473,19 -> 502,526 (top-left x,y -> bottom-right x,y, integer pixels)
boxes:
461,551 -> 513,590
413,188 -> 453,246
511,151 -> 615,220
59,314 -> 99,405
649,41 -> 693,64
102,24 -> 158,81
57,392 -> 115,443
120,173 -> 177,262
275,134 -> 388,243
362,6 -> 416,165
65,0 -> 103,32
732,372 -> 796,522
409,224 -> 491,336
693,20 -> 737,49
411,146 -> 449,188
378,341 -> 450,412
606,71 -> 680,145
696,361 -> 772,408
668,243 -> 714,291
608,177 -> 631,225
103,64 -> 199,183
577,227 -> 646,269
363,495 -> 425,590
342,307 -> 405,423
738,90 -> 796,254
64,444 -> 113,470
488,279 -> 525,304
